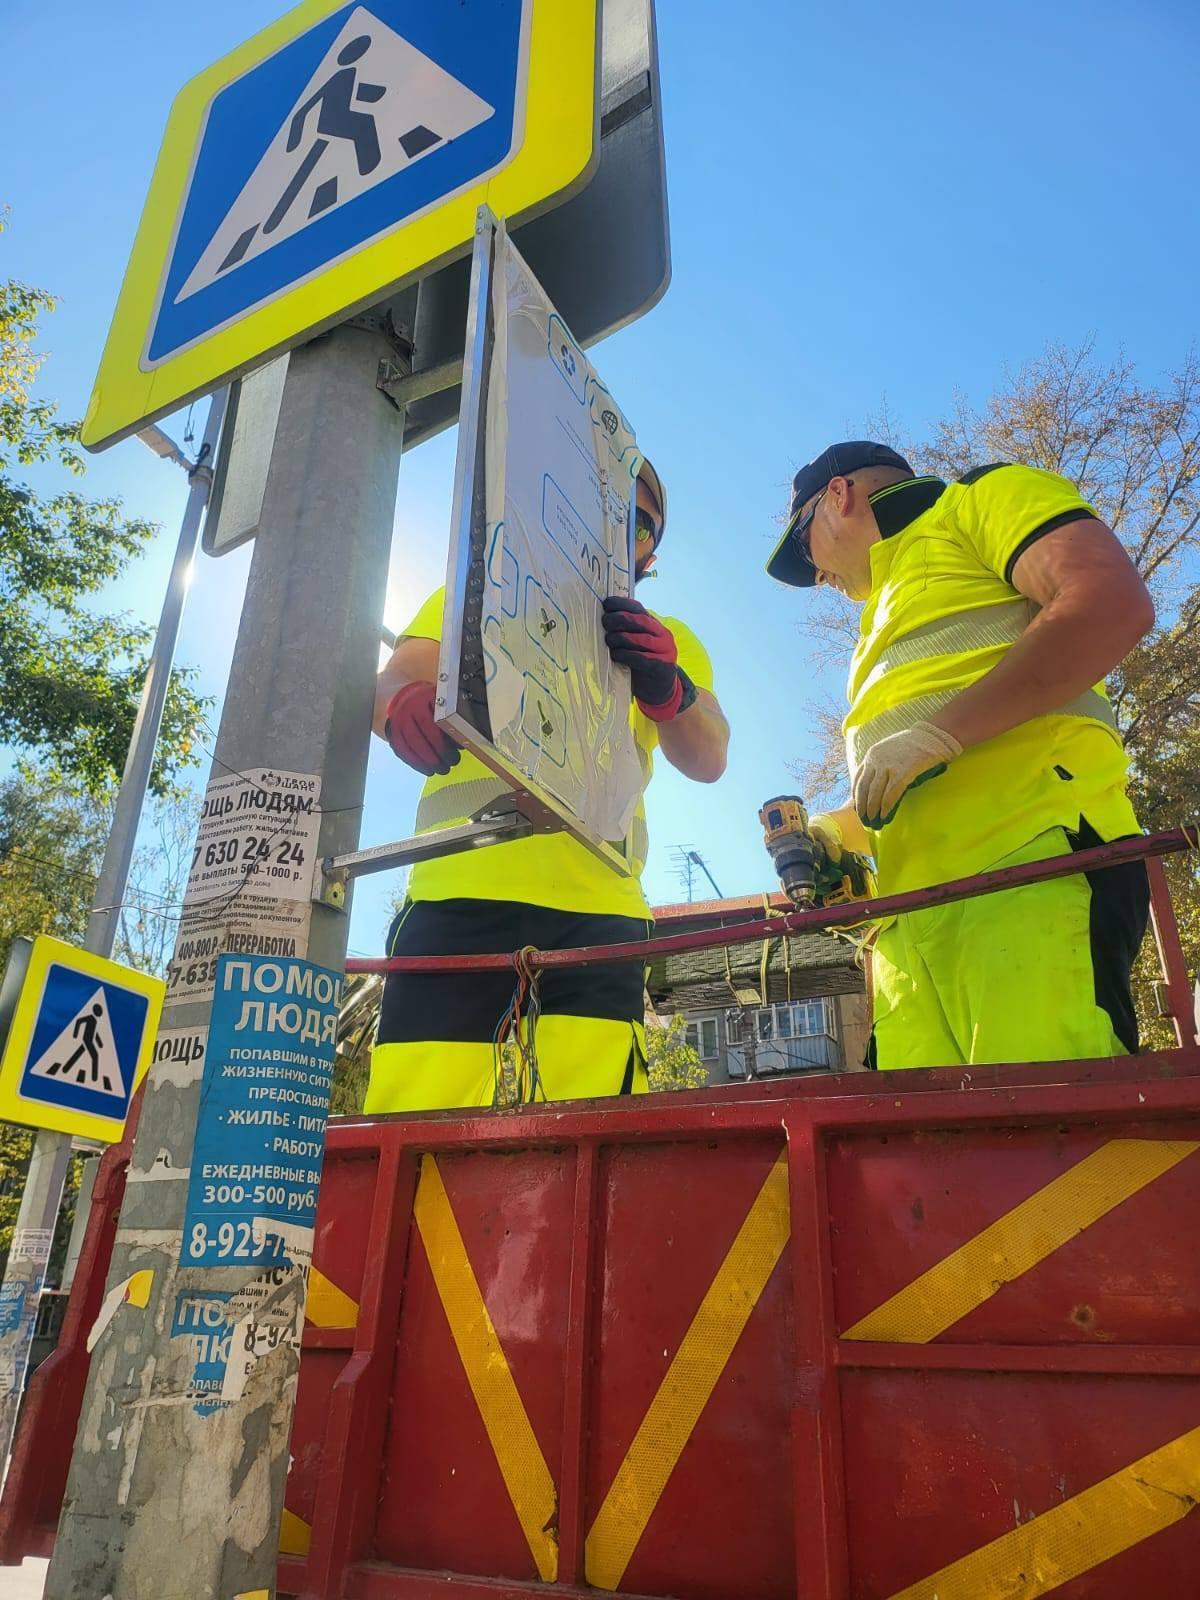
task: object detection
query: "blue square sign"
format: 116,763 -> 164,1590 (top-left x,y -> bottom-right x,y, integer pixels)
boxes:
0,938 -> 165,1142
83,0 -> 601,449
147,0 -> 527,366
20,965 -> 149,1121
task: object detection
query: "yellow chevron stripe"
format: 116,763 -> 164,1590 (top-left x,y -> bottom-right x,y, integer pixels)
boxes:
844,1139 -> 1199,1343
306,1266 -> 359,1329
584,1151 -> 791,1591
889,1424 -> 1200,1599
278,1507 -> 312,1556
414,1154 -> 558,1583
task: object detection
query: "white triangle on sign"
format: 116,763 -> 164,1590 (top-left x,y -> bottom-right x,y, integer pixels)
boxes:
27,987 -> 127,1100
176,5 -> 496,303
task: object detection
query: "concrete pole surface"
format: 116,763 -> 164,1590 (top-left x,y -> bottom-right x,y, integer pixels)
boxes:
0,394 -> 228,1473
45,323 -> 404,1599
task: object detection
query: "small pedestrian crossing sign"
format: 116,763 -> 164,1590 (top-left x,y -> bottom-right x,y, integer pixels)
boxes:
82,0 -> 601,450
0,938 -> 165,1143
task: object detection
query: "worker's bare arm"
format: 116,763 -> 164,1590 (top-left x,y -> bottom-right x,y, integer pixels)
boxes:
372,635 -> 438,736
929,519 -> 1154,751
377,635 -> 728,779
656,689 -> 729,783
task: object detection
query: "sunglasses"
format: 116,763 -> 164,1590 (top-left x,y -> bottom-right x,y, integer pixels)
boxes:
635,506 -> 662,548
790,478 -> 852,572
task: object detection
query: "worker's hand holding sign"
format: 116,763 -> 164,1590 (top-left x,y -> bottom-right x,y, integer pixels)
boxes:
601,597 -> 688,721
384,682 -> 461,776
852,720 -> 962,829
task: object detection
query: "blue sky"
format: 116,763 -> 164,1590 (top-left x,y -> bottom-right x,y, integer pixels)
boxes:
3,0 -> 1198,952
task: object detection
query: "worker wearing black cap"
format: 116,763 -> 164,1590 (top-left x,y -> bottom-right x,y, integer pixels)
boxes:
368,456 -> 730,1111
768,441 -> 1154,1070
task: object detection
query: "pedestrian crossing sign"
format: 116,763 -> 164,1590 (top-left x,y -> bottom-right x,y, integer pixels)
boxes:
0,937 -> 166,1143
82,0 -> 601,450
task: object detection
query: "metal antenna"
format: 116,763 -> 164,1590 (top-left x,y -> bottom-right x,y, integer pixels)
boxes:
687,849 -> 723,900
672,845 -> 696,901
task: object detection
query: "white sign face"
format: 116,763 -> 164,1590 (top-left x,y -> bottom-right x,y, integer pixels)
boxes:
440,219 -> 646,867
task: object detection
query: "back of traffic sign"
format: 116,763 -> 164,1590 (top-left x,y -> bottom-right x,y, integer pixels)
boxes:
83,0 -> 602,450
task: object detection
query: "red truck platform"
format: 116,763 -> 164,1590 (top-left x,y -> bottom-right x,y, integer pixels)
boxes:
3,1049 -> 1199,1599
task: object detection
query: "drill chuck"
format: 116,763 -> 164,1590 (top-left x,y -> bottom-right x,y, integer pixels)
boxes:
759,795 -> 818,905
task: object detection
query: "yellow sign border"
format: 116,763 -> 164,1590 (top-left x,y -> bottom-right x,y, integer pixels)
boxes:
83,0 -> 600,449
0,936 -> 166,1142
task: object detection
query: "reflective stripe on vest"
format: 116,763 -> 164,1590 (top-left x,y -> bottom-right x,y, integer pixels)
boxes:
856,598 -> 1034,696
847,600 -> 1117,769
414,776 -> 512,832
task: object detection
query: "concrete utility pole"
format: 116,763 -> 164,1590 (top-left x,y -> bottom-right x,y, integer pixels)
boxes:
0,391 -> 227,1471
46,322 -> 404,1598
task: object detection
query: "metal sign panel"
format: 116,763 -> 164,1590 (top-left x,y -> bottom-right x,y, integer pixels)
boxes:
82,0 -> 600,450
438,212 -> 644,873
0,937 -> 165,1143
203,356 -> 289,556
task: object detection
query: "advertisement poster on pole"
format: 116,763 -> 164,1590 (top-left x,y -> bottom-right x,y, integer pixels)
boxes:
167,769 -> 322,1005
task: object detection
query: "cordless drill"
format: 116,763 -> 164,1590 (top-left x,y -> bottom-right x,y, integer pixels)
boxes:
759,795 -> 877,909
759,796 -> 819,905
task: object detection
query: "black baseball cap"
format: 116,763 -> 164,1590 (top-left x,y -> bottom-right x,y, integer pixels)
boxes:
766,440 -> 913,588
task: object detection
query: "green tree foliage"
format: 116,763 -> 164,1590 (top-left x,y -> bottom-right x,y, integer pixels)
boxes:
646,1012 -> 708,1091
0,775 -> 108,970
0,217 -> 206,795
796,341 -> 1200,1047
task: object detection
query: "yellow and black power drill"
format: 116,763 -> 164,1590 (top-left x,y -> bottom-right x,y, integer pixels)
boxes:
759,796 -> 876,908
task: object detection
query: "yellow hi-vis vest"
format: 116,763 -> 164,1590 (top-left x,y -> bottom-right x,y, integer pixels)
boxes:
394,586 -> 715,918
846,465 -> 1141,895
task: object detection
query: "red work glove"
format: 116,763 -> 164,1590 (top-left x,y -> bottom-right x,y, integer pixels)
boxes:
383,682 -> 461,776
601,596 -> 683,721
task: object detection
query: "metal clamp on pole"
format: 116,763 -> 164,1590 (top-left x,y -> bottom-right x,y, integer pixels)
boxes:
376,354 -> 464,411
315,795 -> 540,911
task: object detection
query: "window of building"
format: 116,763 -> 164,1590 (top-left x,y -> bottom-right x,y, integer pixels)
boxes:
756,1000 -> 832,1041
684,1017 -> 720,1060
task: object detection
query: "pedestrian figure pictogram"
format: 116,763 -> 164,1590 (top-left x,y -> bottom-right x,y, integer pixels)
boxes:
28,984 -> 128,1102
44,1002 -> 111,1090
177,6 -> 497,303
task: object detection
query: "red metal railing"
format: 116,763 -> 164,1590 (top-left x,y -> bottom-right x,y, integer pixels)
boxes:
3,828 -> 1198,1596
345,824 -> 1198,997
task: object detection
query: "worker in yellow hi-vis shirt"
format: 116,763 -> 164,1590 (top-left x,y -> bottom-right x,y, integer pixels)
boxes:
767,441 -> 1156,1070
368,459 -> 730,1112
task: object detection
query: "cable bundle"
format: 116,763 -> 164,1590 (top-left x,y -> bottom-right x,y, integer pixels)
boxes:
492,945 -> 546,1108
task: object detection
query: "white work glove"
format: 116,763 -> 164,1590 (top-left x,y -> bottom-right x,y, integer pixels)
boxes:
852,721 -> 962,829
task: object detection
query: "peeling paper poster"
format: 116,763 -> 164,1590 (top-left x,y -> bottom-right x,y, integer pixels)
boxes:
166,769 -> 320,1004
167,900 -> 311,1006
184,768 -> 319,906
